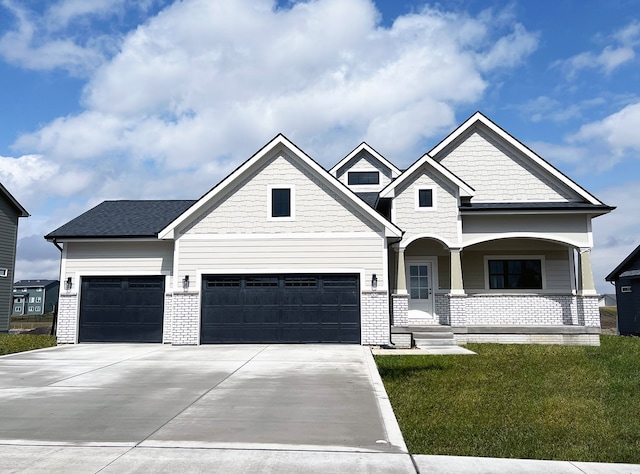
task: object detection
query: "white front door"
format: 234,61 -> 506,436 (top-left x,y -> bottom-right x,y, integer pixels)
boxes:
406,260 -> 435,322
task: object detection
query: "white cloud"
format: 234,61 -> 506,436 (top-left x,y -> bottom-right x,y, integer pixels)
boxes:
13,0 -> 538,198
591,180 -> 640,293
569,102 -> 640,168
555,20 -> 639,79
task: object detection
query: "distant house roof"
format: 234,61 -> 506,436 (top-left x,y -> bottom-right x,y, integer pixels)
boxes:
45,200 -> 196,239
606,243 -> 640,282
14,280 -> 58,288
0,182 -> 29,217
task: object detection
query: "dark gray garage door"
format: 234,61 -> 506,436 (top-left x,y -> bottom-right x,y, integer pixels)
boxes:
79,276 -> 165,343
201,274 -> 360,343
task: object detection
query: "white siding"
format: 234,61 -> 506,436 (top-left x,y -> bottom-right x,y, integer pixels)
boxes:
395,168 -> 459,244
183,151 -> 381,235
462,214 -> 591,248
438,127 -> 581,202
177,236 -> 385,290
63,241 -> 174,278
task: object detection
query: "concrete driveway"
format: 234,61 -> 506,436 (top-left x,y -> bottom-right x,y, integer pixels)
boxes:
0,344 -> 413,473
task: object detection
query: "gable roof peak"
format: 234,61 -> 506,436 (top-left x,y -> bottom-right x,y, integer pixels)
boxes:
330,141 -> 401,177
0,182 -> 29,217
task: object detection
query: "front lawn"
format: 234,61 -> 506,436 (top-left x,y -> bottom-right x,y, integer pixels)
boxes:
0,334 -> 57,356
375,335 -> 640,463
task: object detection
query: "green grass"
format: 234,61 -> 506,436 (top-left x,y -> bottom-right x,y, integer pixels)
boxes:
375,335 -> 640,462
0,334 -> 57,356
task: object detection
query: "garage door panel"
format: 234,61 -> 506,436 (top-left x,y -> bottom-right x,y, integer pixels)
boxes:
79,276 -> 164,343
201,274 -> 360,344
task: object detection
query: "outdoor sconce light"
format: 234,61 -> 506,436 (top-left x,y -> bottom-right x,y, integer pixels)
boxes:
65,277 -> 72,291
372,274 -> 377,290
182,275 -> 189,290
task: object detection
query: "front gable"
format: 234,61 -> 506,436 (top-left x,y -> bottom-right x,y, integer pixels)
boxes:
431,112 -> 603,204
160,135 -> 402,239
331,143 -> 401,193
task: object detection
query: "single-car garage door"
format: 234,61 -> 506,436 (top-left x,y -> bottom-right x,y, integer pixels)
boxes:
201,274 -> 360,343
79,276 -> 165,343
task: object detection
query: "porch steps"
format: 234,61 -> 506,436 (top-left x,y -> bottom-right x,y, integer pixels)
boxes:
393,326 -> 457,348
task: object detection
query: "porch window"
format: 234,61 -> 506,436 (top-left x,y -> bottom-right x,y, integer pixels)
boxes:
488,259 -> 542,289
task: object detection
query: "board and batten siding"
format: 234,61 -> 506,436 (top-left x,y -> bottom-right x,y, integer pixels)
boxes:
182,151 -> 381,235
438,127 -> 581,202
0,196 -> 20,331
177,236 -> 385,290
63,241 -> 174,279
394,169 -> 459,245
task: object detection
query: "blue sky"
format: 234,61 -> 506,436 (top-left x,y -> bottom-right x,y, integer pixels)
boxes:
1,0 -> 639,293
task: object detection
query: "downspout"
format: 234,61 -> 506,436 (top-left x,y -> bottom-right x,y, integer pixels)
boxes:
386,234 -> 404,347
48,238 -> 63,337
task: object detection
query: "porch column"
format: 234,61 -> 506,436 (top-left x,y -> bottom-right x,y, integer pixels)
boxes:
396,247 -> 407,295
450,248 -> 465,296
577,248 -> 597,296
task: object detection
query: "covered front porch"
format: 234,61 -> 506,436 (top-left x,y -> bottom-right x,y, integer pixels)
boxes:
389,236 -> 600,347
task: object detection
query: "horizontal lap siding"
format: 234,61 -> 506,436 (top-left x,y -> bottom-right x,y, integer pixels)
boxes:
0,198 -> 19,331
64,242 -> 174,278
178,237 -> 385,289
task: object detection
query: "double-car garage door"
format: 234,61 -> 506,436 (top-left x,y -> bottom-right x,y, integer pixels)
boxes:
79,273 -> 360,344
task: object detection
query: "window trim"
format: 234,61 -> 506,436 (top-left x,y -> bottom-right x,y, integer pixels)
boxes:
347,171 -> 380,185
0,268 -> 7,278
414,186 -> 437,211
267,185 -> 295,221
483,255 -> 546,291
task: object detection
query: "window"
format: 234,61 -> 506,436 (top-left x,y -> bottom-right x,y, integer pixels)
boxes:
415,187 -> 436,210
348,171 -> 379,185
29,297 -> 35,303
0,268 -> 7,277
621,286 -> 632,293
35,297 -> 42,303
268,186 -> 294,220
488,259 -> 543,289
418,189 -> 433,208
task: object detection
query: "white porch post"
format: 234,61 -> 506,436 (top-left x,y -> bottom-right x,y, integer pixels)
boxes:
577,248 -> 597,296
396,247 -> 407,295
450,248 -> 465,296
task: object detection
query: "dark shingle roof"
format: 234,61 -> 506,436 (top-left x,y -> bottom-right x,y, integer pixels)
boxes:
460,202 -> 614,212
606,243 -> 640,282
355,192 -> 379,208
45,200 -> 196,239
0,182 -> 29,217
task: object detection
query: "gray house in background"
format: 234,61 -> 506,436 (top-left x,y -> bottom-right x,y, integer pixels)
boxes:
12,280 -> 59,317
606,244 -> 640,336
0,183 -> 29,332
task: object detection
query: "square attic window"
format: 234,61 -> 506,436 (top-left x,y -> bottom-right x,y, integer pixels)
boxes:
348,171 -> 379,185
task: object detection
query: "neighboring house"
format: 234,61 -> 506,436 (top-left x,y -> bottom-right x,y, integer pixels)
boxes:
598,294 -> 617,307
605,244 -> 640,336
12,280 -> 60,316
0,183 -> 29,332
45,112 -> 613,346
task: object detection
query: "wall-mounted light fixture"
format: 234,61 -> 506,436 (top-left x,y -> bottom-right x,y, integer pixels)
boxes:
182,275 -> 190,290
372,274 -> 377,291
65,277 -> 72,291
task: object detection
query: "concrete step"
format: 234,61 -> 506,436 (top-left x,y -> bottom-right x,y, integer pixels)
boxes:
415,337 -> 456,347
412,331 -> 455,339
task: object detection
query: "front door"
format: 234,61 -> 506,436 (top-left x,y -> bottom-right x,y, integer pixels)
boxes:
406,261 -> 435,322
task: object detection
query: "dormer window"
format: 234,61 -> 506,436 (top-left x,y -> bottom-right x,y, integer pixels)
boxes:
348,171 -> 379,185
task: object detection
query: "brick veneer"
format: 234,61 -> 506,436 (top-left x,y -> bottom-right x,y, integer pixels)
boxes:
391,294 -> 408,327
171,292 -> 200,345
361,291 -> 390,345
56,293 -> 78,343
